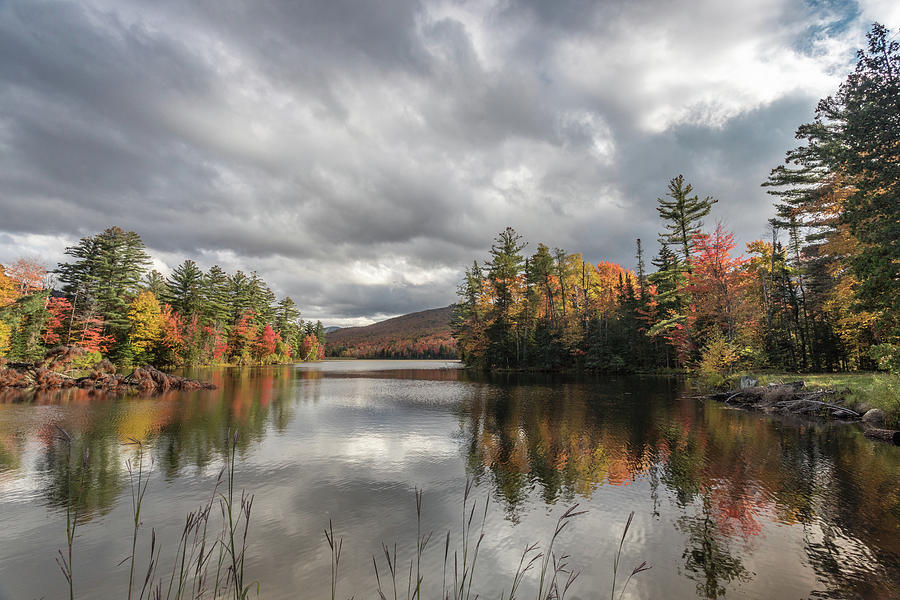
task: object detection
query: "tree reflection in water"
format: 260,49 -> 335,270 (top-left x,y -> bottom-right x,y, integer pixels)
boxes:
456,373 -> 900,599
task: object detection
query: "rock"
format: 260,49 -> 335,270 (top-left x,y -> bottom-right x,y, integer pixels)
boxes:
95,359 -> 116,374
740,376 -> 758,389
1,348 -> 215,396
862,408 -> 885,426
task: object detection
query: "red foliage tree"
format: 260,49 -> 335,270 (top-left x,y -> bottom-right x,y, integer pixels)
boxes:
158,304 -> 185,362
255,324 -> 279,361
230,311 -> 258,361
42,297 -> 73,345
689,223 -> 749,341
76,317 -> 115,353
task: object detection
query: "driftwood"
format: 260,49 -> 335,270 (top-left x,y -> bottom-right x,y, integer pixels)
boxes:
0,347 -> 215,395
863,428 -> 900,444
692,381 -> 898,445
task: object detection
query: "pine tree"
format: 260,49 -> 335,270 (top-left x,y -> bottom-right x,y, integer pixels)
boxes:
275,296 -> 301,350
56,226 -> 152,341
834,24 -> 900,340
143,270 -> 167,299
165,260 -> 205,318
202,266 -> 231,328
486,227 -> 525,368
635,238 -> 647,303
656,175 -> 718,266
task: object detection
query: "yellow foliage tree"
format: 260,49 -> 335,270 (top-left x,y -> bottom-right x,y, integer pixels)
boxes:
0,320 -> 11,357
698,331 -> 738,380
0,265 -> 18,308
128,291 -> 163,359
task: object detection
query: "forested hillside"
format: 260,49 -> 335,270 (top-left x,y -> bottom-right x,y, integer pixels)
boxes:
453,26 -> 900,376
326,306 -> 456,359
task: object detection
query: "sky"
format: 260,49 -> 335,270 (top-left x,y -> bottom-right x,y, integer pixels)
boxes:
1,0 -> 898,327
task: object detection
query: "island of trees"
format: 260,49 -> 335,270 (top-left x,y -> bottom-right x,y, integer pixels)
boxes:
453,25 -> 899,379
0,227 -> 324,368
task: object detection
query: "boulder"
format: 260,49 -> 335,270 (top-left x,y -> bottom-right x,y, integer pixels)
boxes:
739,376 -> 758,389
862,408 -> 885,426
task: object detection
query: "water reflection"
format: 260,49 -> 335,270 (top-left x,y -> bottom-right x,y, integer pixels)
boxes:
457,374 -> 900,598
0,362 -> 898,599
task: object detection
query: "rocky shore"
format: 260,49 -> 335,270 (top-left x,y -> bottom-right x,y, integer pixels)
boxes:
0,346 -> 216,395
693,378 -> 899,445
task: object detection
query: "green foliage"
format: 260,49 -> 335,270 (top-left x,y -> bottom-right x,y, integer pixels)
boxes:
486,227 -> 525,369
868,343 -> 900,374
834,25 -> 900,338
165,260 -> 204,317
0,291 -> 50,361
69,350 -> 103,371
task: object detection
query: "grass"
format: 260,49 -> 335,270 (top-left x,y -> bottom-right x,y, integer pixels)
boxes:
739,372 -> 900,428
55,434 -> 651,599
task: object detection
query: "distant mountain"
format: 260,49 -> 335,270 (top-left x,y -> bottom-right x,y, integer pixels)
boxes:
326,306 -> 457,359
324,326 -> 342,334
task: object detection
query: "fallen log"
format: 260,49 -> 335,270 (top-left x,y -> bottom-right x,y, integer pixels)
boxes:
863,428 -> 900,445
771,398 -> 861,418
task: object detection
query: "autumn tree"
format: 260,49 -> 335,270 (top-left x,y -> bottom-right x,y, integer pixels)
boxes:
5,258 -> 47,295
42,297 -> 73,346
127,291 -> 163,364
0,265 -> 17,307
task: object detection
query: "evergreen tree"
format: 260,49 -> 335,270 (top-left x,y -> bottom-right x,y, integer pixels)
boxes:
275,296 -> 301,343
635,238 -> 647,303
56,226 -> 152,339
833,24 -> 900,340
202,266 -> 232,329
228,271 -> 253,323
657,175 -> 717,266
143,270 -> 167,299
165,260 -> 205,318
486,227 -> 525,368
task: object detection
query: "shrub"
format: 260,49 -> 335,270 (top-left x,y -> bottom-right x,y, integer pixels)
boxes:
869,343 -> 900,374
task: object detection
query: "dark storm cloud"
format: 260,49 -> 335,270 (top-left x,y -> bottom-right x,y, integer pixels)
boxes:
0,0 -> 892,324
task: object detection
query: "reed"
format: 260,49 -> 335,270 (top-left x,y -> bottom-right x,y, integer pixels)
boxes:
57,443 -> 649,599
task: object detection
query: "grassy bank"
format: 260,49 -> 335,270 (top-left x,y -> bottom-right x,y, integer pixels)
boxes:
737,372 -> 900,428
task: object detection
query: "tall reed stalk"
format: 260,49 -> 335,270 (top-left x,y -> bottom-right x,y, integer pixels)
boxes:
54,427 -> 89,600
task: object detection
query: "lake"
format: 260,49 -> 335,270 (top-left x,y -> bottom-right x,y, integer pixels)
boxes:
0,361 -> 898,599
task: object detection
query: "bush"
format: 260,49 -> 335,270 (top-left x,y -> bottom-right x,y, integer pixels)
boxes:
69,350 -> 103,371
698,333 -> 737,379
869,343 -> 900,374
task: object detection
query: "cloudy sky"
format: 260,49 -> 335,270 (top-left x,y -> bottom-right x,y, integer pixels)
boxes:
1,0 -> 897,326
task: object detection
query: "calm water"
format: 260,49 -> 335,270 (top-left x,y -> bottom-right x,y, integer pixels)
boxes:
1,361 -> 898,599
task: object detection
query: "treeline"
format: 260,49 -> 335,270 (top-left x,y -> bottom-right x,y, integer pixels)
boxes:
0,226 -> 325,367
328,336 -> 456,360
454,25 -> 899,375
